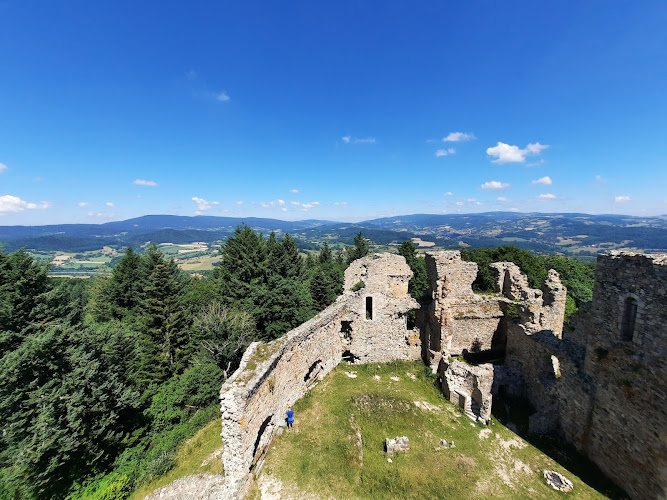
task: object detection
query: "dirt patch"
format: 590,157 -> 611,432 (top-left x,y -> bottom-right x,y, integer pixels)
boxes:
478,428 -> 492,440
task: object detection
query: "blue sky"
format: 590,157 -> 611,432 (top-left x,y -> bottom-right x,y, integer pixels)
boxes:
0,1 -> 665,224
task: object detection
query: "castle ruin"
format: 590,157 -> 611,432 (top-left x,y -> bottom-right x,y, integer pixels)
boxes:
219,250 -> 667,499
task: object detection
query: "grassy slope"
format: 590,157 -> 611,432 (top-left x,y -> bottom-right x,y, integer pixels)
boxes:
252,361 -> 610,500
130,418 -> 224,500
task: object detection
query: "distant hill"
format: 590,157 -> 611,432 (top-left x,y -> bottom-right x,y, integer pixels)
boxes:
0,212 -> 665,256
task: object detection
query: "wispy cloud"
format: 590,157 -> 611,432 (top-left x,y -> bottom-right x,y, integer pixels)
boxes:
0,195 -> 52,213
497,197 -> 510,202
290,201 -> 301,206
192,197 -> 219,214
216,92 -> 230,102
480,180 -> 510,190
341,136 -> 376,144
614,195 -> 631,203
334,201 -> 348,206
105,202 -> 115,207
443,192 -> 453,196
442,132 -> 475,142
235,201 -> 244,205
531,176 -> 552,186
33,176 -> 44,182
537,193 -> 556,201
486,142 -> 549,164
289,189 -> 299,194
0,163 -> 8,174
133,179 -> 158,186
435,148 -> 456,157
301,201 -> 321,210
77,201 -> 90,207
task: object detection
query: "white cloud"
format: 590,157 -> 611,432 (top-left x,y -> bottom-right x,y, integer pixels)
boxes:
133,179 -> 158,186
301,201 -> 321,210
342,136 -> 376,144
192,197 -> 219,214
290,201 -> 300,206
442,132 -> 475,142
497,197 -> 509,202
34,176 -> 44,182
455,201 -> 464,206
525,143 -> 549,155
537,193 -> 557,201
0,163 -> 7,173
532,176 -> 552,186
216,92 -> 230,102
480,180 -> 510,190
277,199 -> 285,206
78,201 -> 90,207
105,202 -> 115,207
0,195 -> 52,213
435,148 -> 456,157
486,141 -> 549,164
289,189 -> 299,194
235,201 -> 244,205
334,201 -> 348,206
614,195 -> 631,203
281,207 -> 287,212
443,192 -> 453,196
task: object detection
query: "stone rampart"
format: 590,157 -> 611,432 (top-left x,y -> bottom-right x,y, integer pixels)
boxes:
219,300 -> 347,498
219,253 -> 419,498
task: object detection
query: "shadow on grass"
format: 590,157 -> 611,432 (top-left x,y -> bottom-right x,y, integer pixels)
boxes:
491,398 -> 628,500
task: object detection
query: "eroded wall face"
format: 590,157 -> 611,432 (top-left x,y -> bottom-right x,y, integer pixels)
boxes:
220,303 -> 346,498
219,253 -> 421,499
580,252 -> 667,499
423,252 -> 506,366
343,254 -> 421,363
502,251 -> 667,500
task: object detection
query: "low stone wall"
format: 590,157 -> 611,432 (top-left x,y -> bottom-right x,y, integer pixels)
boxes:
219,301 -> 347,499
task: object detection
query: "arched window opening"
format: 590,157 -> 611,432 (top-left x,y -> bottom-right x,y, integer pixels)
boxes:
621,297 -> 638,341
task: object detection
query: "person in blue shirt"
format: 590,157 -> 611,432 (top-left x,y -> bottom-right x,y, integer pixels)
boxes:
286,408 -> 294,430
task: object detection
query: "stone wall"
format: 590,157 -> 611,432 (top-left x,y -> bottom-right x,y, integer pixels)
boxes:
343,253 -> 420,363
580,252 -> 667,499
219,301 -> 347,498
438,359 -> 494,424
218,254 -> 419,498
500,251 -> 667,499
422,251 -> 506,368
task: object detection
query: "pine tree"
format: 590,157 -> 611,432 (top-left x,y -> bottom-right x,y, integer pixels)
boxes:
214,225 -> 266,307
347,231 -> 370,264
108,247 -> 143,320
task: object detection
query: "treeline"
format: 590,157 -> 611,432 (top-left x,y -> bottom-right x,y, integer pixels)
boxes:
0,226 -> 370,499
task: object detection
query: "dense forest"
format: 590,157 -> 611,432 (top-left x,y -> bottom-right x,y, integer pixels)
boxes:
0,228 -> 594,499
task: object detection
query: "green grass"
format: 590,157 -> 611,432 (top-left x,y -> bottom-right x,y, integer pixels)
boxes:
129,418 -> 224,500
254,361 -> 611,500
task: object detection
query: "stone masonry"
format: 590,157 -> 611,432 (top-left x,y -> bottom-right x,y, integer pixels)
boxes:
218,254 -> 419,499
218,249 -> 666,500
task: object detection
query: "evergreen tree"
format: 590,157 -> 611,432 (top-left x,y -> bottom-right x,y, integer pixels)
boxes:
347,231 -> 370,264
318,241 -> 332,264
274,233 -> 303,280
108,247 -> 143,320
398,240 -> 429,300
214,225 -> 266,307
